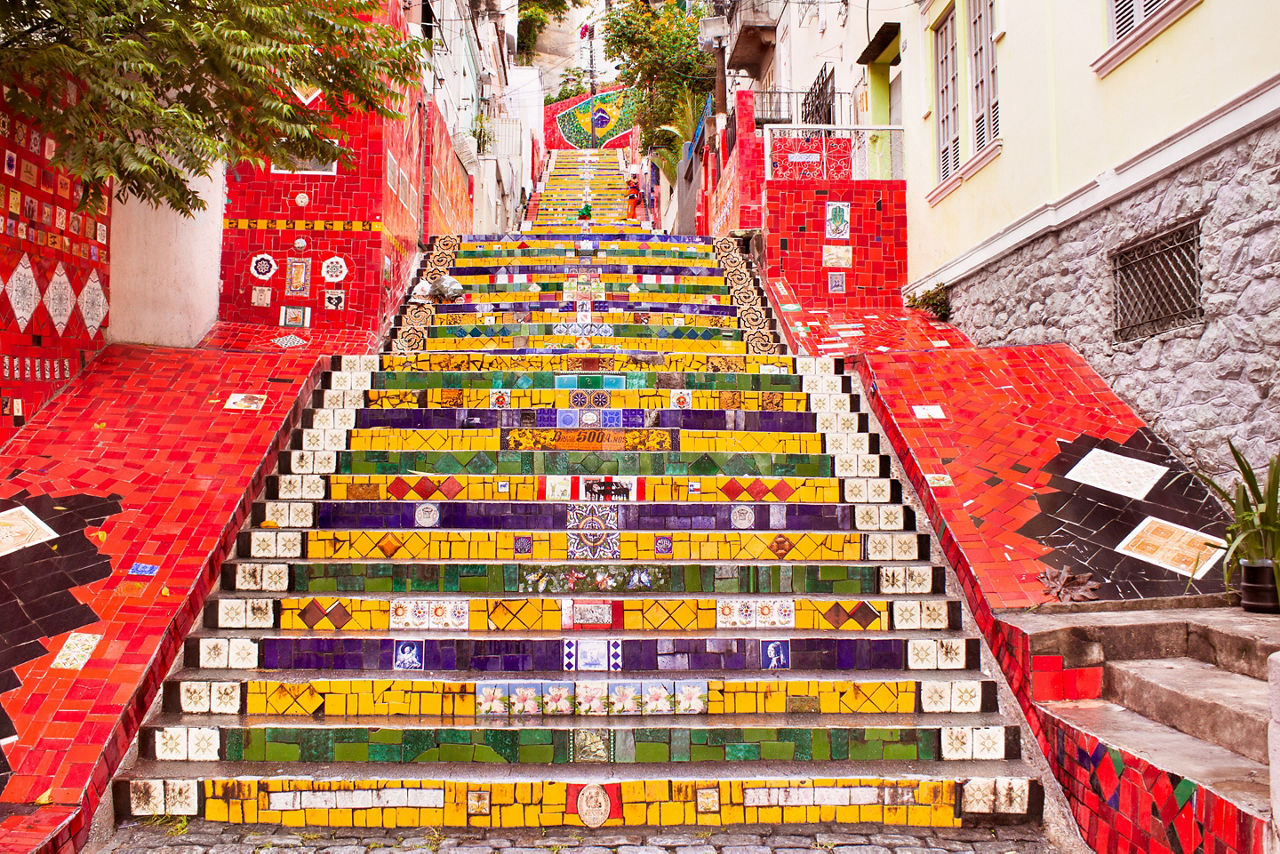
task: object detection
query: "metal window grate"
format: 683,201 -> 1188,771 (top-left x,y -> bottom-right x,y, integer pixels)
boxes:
1112,219 -> 1204,342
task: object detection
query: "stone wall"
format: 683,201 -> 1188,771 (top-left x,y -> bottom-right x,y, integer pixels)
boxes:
951,120 -> 1280,478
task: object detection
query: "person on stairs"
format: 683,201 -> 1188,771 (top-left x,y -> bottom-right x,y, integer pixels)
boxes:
626,176 -> 641,219
578,202 -> 592,221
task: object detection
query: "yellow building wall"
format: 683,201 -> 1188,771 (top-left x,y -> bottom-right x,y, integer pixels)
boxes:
902,0 -> 1280,284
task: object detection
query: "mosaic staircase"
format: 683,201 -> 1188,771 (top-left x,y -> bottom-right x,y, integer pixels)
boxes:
115,149 -> 1043,832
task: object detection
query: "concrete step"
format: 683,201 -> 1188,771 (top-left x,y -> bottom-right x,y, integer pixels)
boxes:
1040,699 -> 1269,823
1104,656 -> 1270,764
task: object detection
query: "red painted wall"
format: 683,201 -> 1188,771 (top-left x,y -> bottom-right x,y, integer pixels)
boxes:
762,180 -> 906,311
0,95 -> 112,445
218,0 -> 436,337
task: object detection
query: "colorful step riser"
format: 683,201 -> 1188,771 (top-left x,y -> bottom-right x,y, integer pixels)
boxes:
202,596 -> 961,633
182,635 -> 982,675
249,501 -> 912,533
162,676 -> 1000,717
222,561 -> 939,596
117,775 -> 1041,828
136,725 -> 1022,765
337,353 -> 816,373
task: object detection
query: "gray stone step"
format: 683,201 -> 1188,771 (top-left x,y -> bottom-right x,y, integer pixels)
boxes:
1040,699 -> 1270,821
1104,656 -> 1270,764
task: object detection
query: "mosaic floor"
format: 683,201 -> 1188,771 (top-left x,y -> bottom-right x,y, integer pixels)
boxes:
111,150 -> 1042,835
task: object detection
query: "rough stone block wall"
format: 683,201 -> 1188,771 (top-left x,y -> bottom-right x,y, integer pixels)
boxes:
951,120 -> 1280,476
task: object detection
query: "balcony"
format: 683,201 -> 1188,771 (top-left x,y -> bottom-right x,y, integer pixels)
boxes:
725,0 -> 783,76
751,90 -> 859,126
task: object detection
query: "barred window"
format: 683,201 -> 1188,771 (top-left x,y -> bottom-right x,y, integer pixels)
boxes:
1112,218 -> 1204,342
935,10 -> 960,181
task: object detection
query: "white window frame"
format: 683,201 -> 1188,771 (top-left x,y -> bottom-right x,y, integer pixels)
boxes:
270,158 -> 338,176
934,9 -> 960,182
969,0 -> 998,152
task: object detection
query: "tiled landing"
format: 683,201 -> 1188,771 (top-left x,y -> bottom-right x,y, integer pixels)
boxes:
0,326 -> 377,853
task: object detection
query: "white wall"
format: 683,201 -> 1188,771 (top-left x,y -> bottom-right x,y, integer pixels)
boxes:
106,165 -> 225,347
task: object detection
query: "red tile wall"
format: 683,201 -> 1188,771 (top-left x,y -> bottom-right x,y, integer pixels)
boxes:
0,95 -> 112,446
704,90 -> 764,238
421,100 -> 473,239
763,180 -> 906,311
218,0 -> 428,338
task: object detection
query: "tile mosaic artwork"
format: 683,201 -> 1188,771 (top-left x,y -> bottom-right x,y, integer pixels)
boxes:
0,146 -> 1083,852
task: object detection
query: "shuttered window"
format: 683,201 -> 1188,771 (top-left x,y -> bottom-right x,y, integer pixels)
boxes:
1112,0 -> 1170,41
970,0 -> 998,151
935,10 -> 960,181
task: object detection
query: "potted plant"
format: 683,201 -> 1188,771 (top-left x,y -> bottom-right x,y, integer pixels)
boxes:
1201,442 -> 1280,613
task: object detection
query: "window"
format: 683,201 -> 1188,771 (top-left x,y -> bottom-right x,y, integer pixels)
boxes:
970,0 -> 998,151
1111,0 -> 1170,42
270,157 -> 337,175
934,10 -> 960,181
1112,218 -> 1204,342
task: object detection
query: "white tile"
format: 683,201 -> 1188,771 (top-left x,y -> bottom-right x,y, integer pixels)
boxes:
289,503 -> 314,528
290,451 -> 312,474
904,566 -> 933,594
211,682 -> 242,714
407,788 -> 445,808
892,600 -> 922,630
300,791 -> 337,809
813,787 -> 849,806
940,726 -> 972,760
154,727 -> 188,760
972,726 -> 1006,760
843,478 -> 868,503
276,476 -> 302,499
276,531 -> 302,557
302,476 -> 326,500
921,601 -> 950,630
373,788 -> 408,808
963,778 -> 995,814
235,563 -> 262,590
179,682 -> 211,714
187,727 -> 220,761
165,780 -> 199,815
893,533 -> 920,561
218,599 -> 246,629
265,502 -> 290,526
262,564 -> 290,591
995,777 -> 1030,814
130,780 -> 165,816
1065,447 -> 1168,500
950,680 -> 983,713
199,638 -> 229,669
906,639 -> 937,670
228,638 -> 258,668
866,478 -> 892,503
938,639 -> 967,670
249,531 -> 276,558
246,599 -> 274,629
919,681 -> 950,713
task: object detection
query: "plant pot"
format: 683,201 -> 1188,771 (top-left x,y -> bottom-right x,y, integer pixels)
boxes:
1239,559 -> 1279,613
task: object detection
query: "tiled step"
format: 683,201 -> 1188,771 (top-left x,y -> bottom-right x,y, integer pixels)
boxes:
253,500 -> 910,532
1104,656 -> 1270,764
203,593 -> 960,633
163,673 -> 1001,717
117,765 -> 1039,828
135,721 -> 1022,766
183,633 -> 980,675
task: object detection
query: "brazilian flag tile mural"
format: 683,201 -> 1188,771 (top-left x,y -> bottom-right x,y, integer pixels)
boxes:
554,88 -> 640,149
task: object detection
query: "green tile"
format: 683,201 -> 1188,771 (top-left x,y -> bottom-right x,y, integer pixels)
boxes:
690,744 -> 724,762
518,744 -> 556,763
334,742 -> 369,762
264,741 -> 300,762
724,742 -> 760,761
633,742 -> 670,763
760,741 -> 795,761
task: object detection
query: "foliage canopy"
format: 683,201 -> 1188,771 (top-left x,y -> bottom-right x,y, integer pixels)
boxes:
0,0 -> 427,215
601,0 -> 714,150
518,0 -> 589,61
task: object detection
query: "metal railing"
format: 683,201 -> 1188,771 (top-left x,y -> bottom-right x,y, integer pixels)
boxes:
750,90 -> 859,126
764,125 -> 904,181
